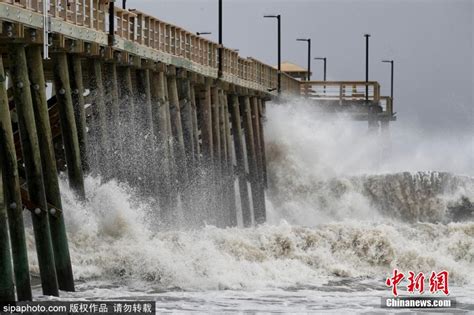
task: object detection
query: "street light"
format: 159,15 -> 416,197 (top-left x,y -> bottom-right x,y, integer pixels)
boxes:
122,0 -> 126,9
382,60 -> 394,101
364,34 -> 371,101
264,14 -> 281,93
314,57 -> 327,81
296,38 -> 311,81
196,32 -> 212,36
218,0 -> 223,77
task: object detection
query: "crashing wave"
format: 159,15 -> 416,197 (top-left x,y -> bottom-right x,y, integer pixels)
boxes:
267,163 -> 474,224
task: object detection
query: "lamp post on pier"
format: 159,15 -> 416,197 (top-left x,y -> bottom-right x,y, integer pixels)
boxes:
296,38 -> 311,81
314,57 -> 327,81
381,59 -> 394,133
264,14 -> 281,93
218,0 -> 223,77
382,60 -> 394,101
364,34 -> 370,102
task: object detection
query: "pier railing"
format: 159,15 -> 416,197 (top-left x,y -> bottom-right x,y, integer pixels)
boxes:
300,81 -> 381,101
0,0 -> 301,94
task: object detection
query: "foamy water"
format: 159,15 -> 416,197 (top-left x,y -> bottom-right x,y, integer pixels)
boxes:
24,99 -> 474,313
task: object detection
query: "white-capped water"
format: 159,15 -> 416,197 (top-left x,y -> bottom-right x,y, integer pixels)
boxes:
26,98 -> 473,313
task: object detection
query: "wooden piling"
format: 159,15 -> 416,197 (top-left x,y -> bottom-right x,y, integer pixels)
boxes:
0,159 -> 15,301
251,97 -> 266,221
52,51 -> 85,199
116,65 -> 136,183
103,62 -> 121,180
150,70 -> 172,164
150,69 -> 175,213
136,68 -> 154,136
177,73 -> 196,173
135,68 -> 155,194
219,90 -> 228,174
211,87 -> 221,168
167,67 -> 186,170
229,94 -> 252,227
10,44 -> 59,296
196,80 -> 214,223
189,83 -> 201,164
27,46 -> 74,292
258,99 -> 268,188
222,91 -> 237,227
241,95 -> 265,225
381,120 -> 390,134
368,105 -> 380,132
197,80 -> 214,163
68,54 -> 88,172
104,62 -> 120,133
167,67 -> 188,222
0,55 -> 32,301
88,59 -> 109,175
117,66 -> 136,129
209,86 -> 223,224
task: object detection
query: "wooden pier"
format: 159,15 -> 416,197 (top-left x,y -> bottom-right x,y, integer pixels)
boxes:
0,0 -> 394,301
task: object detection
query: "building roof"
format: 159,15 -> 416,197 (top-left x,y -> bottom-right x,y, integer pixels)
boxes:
277,61 -> 308,73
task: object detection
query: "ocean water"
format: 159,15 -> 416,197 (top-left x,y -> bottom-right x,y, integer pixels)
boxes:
25,100 -> 474,313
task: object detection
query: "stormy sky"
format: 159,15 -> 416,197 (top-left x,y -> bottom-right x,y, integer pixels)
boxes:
131,0 -> 473,137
